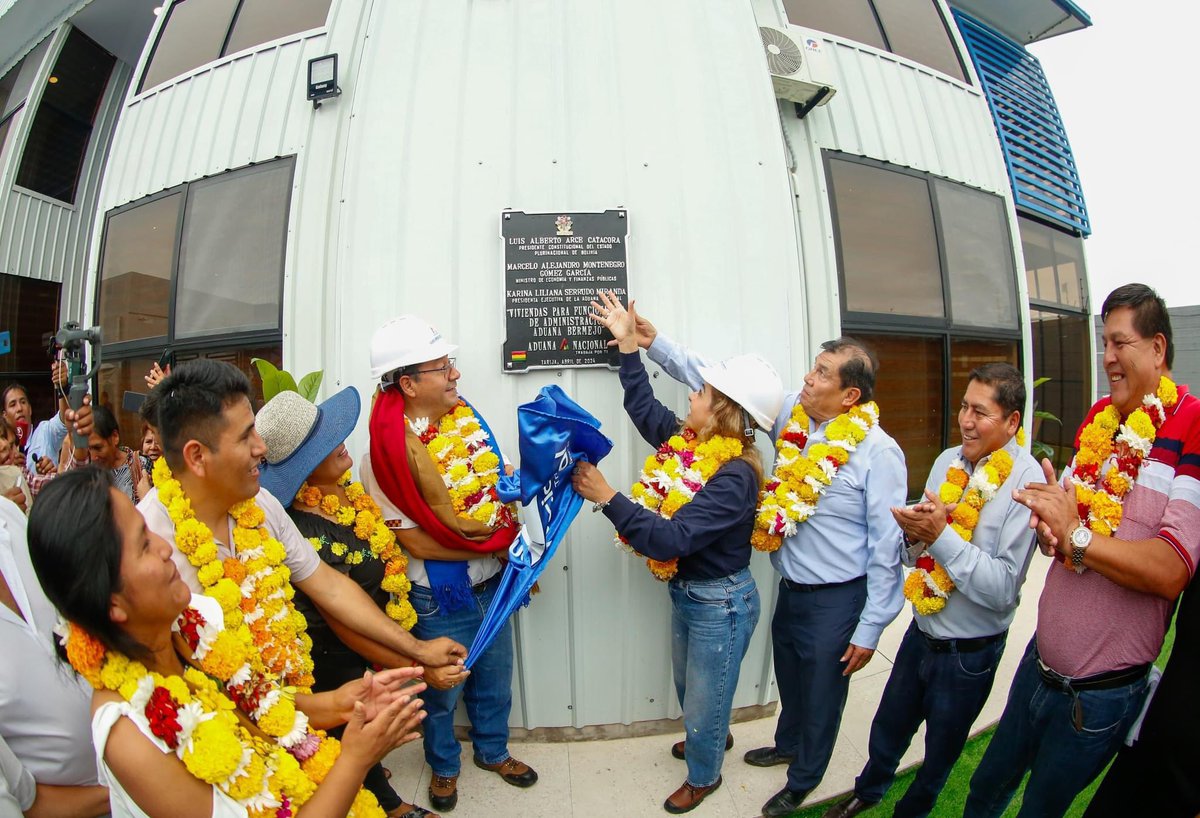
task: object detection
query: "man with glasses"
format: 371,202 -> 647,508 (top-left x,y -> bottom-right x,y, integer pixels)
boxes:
362,316 -> 538,814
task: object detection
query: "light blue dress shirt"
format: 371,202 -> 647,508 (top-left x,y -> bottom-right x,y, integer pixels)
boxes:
27,414 -> 67,466
906,438 -> 1042,640
647,334 -> 905,649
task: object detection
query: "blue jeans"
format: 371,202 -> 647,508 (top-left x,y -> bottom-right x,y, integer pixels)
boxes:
409,575 -> 514,777
668,567 -> 760,788
964,638 -> 1149,818
773,576 -> 867,793
855,621 -> 1006,818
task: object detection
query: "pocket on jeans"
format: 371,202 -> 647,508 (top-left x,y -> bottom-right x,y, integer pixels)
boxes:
685,583 -> 731,606
955,647 -> 998,679
1072,684 -> 1141,736
408,588 -> 440,618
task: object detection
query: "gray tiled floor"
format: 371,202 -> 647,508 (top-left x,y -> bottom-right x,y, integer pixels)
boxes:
382,560 -> 1051,817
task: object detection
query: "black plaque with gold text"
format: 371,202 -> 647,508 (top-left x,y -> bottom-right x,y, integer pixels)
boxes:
501,209 -> 629,372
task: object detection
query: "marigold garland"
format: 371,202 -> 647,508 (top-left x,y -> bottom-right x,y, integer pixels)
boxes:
60,612 -> 383,818
616,428 -> 744,581
152,458 -> 314,723
1062,376 -> 1178,566
408,401 -> 515,529
906,448 -> 1015,615
752,401 -> 880,552
297,471 -> 417,630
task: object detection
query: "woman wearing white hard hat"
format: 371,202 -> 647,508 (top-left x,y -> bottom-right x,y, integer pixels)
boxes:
573,290 -> 784,815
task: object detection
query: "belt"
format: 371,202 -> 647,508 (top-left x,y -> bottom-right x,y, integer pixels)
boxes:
1036,660 -> 1151,692
919,629 -> 1006,654
781,575 -> 866,593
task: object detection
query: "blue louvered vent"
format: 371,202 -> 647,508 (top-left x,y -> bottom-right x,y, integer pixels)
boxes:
953,10 -> 1091,236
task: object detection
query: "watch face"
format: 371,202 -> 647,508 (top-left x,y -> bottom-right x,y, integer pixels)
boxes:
1071,526 -> 1092,548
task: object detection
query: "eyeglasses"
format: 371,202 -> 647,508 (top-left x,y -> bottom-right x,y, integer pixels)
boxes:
410,358 -> 457,377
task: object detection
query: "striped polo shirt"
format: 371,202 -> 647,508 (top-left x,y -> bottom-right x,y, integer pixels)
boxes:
1037,385 -> 1200,678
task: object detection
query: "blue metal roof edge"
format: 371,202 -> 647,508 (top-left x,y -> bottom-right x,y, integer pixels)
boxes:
1051,0 -> 1092,28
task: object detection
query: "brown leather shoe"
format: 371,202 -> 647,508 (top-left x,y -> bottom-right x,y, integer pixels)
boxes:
664,777 -> 723,814
472,755 -> 538,787
428,774 -> 457,812
671,732 -> 734,760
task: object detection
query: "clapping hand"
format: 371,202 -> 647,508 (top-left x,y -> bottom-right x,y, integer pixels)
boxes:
334,667 -> 426,723
891,488 -> 954,547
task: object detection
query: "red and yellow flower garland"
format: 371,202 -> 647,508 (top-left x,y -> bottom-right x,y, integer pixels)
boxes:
617,428 -> 744,581
297,472 -> 417,630
752,401 -> 880,552
408,401 -> 515,530
904,449 -> 1015,616
61,610 -> 383,818
1067,376 -> 1178,546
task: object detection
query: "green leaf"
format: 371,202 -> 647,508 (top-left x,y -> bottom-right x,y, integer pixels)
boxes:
1034,409 -> 1061,424
298,370 -> 324,402
1031,441 -> 1055,461
252,358 -> 282,401
1032,376 -> 1052,388
277,370 -> 299,395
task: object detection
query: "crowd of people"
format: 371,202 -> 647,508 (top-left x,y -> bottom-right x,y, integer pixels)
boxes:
0,281 -> 1197,818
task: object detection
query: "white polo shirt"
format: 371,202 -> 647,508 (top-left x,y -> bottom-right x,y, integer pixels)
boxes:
138,486 -> 321,593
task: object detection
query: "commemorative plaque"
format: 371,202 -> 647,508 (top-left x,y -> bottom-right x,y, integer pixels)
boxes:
501,209 -> 629,372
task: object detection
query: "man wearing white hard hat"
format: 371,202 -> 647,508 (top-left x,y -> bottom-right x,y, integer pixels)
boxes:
361,316 -> 538,813
574,291 -> 784,814
619,299 -> 905,818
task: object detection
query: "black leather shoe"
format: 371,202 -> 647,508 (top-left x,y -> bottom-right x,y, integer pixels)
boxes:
762,787 -> 810,817
743,746 -> 795,767
671,732 -> 734,760
822,794 -> 878,818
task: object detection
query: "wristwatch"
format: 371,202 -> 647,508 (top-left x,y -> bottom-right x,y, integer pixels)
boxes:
1069,524 -> 1092,574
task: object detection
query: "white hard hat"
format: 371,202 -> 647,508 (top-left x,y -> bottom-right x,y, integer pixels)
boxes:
698,354 -> 784,432
369,315 -> 459,381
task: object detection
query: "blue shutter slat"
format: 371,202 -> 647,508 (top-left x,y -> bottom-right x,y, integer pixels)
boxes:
953,9 -> 1091,236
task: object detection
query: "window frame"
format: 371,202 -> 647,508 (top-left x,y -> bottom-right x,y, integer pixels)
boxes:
137,0 -> 333,96
783,0 -> 970,85
93,157 -> 295,362
826,151 -> 1021,341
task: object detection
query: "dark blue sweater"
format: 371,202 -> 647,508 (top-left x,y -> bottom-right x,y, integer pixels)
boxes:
602,352 -> 758,581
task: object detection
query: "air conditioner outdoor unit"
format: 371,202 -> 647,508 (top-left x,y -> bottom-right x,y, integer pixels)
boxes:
759,26 -> 837,110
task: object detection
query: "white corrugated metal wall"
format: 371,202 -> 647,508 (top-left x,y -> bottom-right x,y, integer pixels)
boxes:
0,23 -> 132,322
79,0 -> 1034,731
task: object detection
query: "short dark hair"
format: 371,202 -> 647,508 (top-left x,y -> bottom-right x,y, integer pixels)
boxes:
1102,283 -> 1173,369
968,362 -> 1025,420
2,383 -> 28,407
139,386 -> 160,430
156,359 -> 251,467
28,468 -> 151,663
820,337 -> 879,403
91,404 -> 119,440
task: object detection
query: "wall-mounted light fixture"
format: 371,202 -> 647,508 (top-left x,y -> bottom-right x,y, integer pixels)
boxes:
307,54 -> 341,110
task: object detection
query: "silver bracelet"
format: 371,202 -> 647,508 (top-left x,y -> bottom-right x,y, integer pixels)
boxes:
591,499 -> 611,513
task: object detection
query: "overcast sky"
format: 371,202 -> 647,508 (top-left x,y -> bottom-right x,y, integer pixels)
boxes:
1029,1 -> 1198,312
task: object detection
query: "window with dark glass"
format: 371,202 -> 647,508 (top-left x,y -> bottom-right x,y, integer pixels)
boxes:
0,273 -> 62,425
175,161 -> 289,339
15,29 -> 115,203
784,0 -> 966,82
94,159 -> 293,444
828,152 -> 1023,497
140,0 -> 333,93
1020,214 -> 1091,469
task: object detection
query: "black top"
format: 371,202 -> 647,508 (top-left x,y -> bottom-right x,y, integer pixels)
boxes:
286,508 -> 388,668
602,352 -> 758,581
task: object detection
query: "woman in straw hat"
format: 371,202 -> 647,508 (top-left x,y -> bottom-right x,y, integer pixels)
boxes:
573,290 -> 785,815
256,389 -> 435,818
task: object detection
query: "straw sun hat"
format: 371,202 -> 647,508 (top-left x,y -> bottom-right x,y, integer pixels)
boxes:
255,387 -> 361,505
